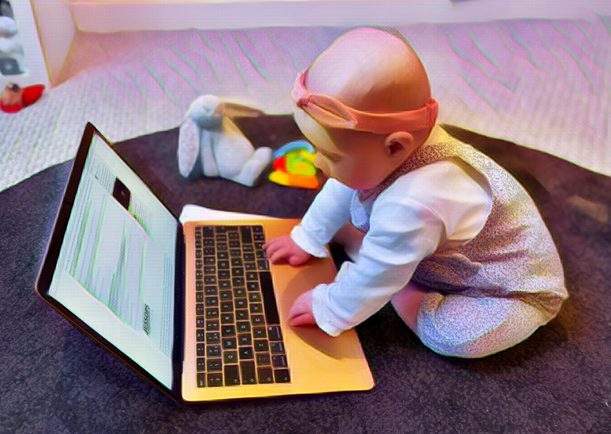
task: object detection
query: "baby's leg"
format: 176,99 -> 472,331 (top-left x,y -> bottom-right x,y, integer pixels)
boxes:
333,223 -> 365,261
390,280 -> 430,330
393,286 -> 550,358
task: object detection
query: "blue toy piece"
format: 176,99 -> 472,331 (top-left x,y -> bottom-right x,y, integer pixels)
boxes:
273,140 -> 315,159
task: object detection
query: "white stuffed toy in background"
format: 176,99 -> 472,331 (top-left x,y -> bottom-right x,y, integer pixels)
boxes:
0,15 -> 25,76
177,94 -> 273,187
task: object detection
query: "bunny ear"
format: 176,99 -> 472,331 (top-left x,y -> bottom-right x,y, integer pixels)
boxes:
222,102 -> 266,119
177,117 -> 200,178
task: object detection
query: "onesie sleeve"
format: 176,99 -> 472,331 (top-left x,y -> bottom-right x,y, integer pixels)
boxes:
291,178 -> 354,257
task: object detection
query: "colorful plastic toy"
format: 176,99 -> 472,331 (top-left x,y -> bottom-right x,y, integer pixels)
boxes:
268,140 -> 319,189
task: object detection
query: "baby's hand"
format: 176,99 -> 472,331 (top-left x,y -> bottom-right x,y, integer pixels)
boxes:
288,289 -> 316,327
264,235 -> 311,266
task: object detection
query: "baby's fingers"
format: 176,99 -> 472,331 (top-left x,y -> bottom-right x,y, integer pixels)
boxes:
267,246 -> 293,264
264,235 -> 290,254
288,290 -> 315,327
264,235 -> 311,265
289,311 -> 316,327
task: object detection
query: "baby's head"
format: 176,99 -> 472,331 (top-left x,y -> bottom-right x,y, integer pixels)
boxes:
292,27 -> 437,190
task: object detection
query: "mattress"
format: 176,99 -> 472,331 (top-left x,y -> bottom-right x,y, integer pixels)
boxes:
1,16 -> 610,192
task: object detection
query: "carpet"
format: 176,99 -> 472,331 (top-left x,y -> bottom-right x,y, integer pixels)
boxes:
1,117 -> 609,433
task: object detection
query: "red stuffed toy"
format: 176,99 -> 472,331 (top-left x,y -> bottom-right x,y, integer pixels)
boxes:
0,83 -> 45,113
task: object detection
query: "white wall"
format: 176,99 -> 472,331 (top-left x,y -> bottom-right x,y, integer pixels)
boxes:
70,0 -> 611,33
31,0 -> 76,85
14,0 -> 611,88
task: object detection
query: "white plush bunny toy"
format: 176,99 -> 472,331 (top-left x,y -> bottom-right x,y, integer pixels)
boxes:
177,94 -> 273,187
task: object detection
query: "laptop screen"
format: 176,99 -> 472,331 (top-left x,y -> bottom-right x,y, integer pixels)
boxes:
46,129 -> 178,389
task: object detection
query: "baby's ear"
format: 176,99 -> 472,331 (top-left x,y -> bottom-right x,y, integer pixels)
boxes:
384,132 -> 414,160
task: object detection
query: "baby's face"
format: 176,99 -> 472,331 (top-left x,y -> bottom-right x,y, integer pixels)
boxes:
295,110 -> 398,191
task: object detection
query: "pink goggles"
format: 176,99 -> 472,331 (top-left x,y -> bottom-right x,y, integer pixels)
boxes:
291,70 -> 438,134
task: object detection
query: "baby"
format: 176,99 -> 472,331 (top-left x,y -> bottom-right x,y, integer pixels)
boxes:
264,27 -> 567,358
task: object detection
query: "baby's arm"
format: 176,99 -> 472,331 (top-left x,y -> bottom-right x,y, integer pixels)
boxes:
265,178 -> 353,262
289,179 -> 354,257
264,179 -> 354,326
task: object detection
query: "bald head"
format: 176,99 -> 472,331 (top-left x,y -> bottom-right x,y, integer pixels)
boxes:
305,27 -> 432,113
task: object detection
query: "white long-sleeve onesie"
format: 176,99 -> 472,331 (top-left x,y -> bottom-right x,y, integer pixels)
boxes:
291,158 -> 493,337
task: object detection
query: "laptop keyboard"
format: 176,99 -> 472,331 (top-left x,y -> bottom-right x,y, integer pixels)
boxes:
193,225 -> 291,387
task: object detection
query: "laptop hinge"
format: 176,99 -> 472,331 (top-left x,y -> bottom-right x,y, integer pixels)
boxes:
172,224 -> 186,400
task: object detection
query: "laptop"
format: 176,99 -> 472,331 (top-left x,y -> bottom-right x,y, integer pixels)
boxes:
36,123 -> 374,403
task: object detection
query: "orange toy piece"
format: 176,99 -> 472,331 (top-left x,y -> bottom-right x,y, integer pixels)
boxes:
269,171 -> 319,189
